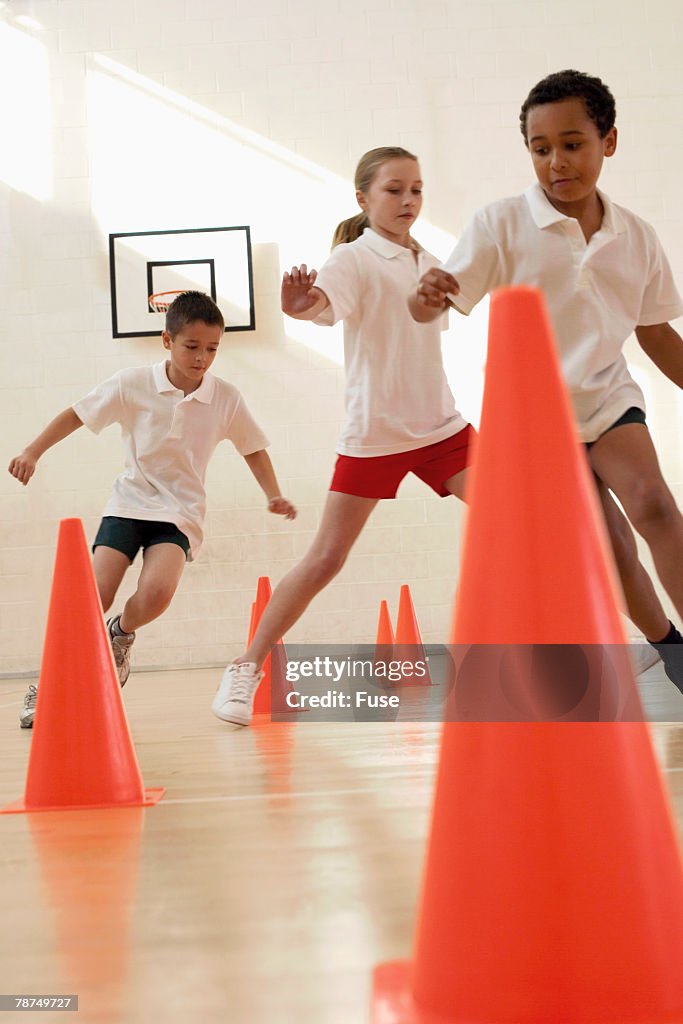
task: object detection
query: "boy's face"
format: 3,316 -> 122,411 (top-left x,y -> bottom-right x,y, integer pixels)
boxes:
162,320 -> 222,391
526,97 -> 617,212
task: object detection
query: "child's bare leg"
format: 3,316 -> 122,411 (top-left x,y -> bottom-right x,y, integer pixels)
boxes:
118,543 -> 187,632
443,467 -> 469,500
243,491 -> 378,668
92,545 -> 133,613
442,454 -> 672,638
589,424 -> 683,629
594,478 -> 671,640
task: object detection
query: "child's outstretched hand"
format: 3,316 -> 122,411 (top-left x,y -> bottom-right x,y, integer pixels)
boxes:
281,265 -> 320,316
8,451 -> 37,485
416,268 -> 460,308
268,496 -> 297,521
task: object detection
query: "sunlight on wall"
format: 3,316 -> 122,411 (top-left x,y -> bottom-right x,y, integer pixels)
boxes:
87,55 -> 354,262
14,15 -> 44,31
0,22 -> 52,200
632,358 -> 683,472
86,51 -> 488,394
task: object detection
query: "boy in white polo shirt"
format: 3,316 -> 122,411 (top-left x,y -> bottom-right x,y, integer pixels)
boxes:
9,291 -> 296,728
411,69 -> 683,696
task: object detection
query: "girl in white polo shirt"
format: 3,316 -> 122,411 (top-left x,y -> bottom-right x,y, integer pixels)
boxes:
9,291 -> 296,728
212,146 -> 474,726
412,70 -> 683,696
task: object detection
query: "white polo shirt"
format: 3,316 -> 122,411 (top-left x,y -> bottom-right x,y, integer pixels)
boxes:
73,362 -> 269,559
443,182 -> 683,441
313,228 -> 467,456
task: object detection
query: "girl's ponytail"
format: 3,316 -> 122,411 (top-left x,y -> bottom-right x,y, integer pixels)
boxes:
331,212 -> 370,248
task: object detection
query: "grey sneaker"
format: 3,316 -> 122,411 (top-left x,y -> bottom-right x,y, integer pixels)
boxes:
211,662 -> 263,726
20,683 -> 38,729
107,616 -> 135,686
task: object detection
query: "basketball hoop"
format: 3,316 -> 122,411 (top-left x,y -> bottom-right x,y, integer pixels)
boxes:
148,290 -> 185,314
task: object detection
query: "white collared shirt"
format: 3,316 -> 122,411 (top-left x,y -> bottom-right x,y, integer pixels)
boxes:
73,361 -> 269,558
313,227 -> 467,457
443,182 -> 683,441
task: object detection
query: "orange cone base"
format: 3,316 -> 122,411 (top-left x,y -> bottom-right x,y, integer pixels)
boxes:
253,708 -> 310,723
252,710 -> 302,721
1,786 -> 166,815
371,960 -> 683,1024
371,962 -> 433,1024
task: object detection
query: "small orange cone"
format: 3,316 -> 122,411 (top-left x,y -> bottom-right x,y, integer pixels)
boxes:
394,584 -> 432,685
247,600 -> 257,645
376,599 -> 395,647
256,639 -> 291,715
2,519 -> 164,813
374,598 -> 396,685
371,287 -> 683,1022
374,598 -> 395,651
248,576 -> 295,716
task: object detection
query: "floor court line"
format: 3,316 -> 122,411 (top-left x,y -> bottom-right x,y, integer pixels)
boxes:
160,782 -> 434,806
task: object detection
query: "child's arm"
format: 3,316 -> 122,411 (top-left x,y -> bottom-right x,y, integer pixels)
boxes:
408,268 -> 461,323
243,449 -> 297,520
281,265 -> 329,321
635,322 -> 683,389
8,407 -> 84,485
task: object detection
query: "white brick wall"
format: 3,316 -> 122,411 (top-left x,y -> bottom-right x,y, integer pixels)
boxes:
2,0 -> 683,676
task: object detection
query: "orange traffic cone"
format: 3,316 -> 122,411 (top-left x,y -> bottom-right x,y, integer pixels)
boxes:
394,584 -> 432,685
376,599 -> 395,647
371,287 -> 683,1022
248,576 -> 294,716
2,519 -> 164,813
374,598 -> 396,687
374,598 -> 395,659
258,640 -> 292,715
247,600 -> 257,645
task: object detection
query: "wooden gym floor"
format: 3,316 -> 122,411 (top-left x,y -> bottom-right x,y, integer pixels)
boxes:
1,661 -> 682,1024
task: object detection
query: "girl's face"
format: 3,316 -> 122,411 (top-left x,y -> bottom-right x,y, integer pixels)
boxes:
357,158 -> 423,246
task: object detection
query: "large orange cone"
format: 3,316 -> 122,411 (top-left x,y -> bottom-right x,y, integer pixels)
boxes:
248,576 -> 295,715
372,287 -> 683,1022
2,519 -> 164,813
394,584 -> 432,685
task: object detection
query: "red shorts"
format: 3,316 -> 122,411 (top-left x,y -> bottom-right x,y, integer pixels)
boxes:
330,425 -> 475,499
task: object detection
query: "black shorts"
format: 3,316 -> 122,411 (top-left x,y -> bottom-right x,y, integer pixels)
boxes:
92,516 -> 190,562
585,407 -> 646,450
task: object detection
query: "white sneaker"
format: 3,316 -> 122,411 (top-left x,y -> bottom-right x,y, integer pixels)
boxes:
19,683 -> 38,729
212,662 -> 263,726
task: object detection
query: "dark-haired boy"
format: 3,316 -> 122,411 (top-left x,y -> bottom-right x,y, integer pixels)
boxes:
9,291 -> 296,727
411,70 -> 683,694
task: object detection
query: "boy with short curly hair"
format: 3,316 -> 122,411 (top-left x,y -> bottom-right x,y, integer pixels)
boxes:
412,70 -> 683,695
